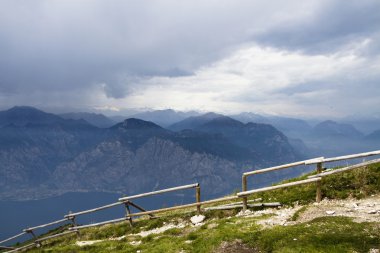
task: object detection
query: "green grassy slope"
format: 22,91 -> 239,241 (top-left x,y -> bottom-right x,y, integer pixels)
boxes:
10,162 -> 380,253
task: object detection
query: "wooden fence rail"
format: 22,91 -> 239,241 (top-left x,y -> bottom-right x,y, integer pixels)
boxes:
35,230 -> 77,244
238,178 -> 321,197
23,218 -> 70,232
0,232 -> 27,246
308,158 -> 380,179
5,243 -> 35,253
64,202 -> 123,218
68,217 -> 129,231
119,183 -> 199,201
322,150 -> 380,163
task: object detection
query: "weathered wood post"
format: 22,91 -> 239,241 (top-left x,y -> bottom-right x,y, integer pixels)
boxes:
242,175 -> 248,211
68,211 -> 80,237
316,162 -> 323,202
24,229 -> 41,248
195,186 -> 201,214
124,202 -> 133,227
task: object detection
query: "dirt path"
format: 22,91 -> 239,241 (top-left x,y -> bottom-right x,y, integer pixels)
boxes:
239,194 -> 380,228
75,194 -> 380,248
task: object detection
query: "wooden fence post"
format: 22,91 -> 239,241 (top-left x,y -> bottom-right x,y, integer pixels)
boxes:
196,186 -> 201,214
316,162 -> 323,202
242,175 -> 248,211
124,202 -> 133,227
68,211 -> 80,237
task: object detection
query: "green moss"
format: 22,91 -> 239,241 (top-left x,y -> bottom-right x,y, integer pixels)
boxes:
290,206 -> 308,221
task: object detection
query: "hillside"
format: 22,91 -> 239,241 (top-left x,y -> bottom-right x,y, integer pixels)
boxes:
6,161 -> 379,253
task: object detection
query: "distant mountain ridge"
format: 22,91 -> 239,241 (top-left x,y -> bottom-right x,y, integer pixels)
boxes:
312,120 -> 364,138
0,106 -> 65,127
60,112 -> 116,128
169,112 -> 223,131
130,109 -> 200,127
0,107 -> 301,200
171,114 -> 298,162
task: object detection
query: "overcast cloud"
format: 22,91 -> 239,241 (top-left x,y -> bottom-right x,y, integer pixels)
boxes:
0,0 -> 379,117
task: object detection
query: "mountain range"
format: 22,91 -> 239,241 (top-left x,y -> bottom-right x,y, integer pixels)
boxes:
0,107 -> 303,201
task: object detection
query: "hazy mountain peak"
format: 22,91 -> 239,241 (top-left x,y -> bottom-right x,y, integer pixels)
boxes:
0,106 -> 63,127
200,112 -> 224,119
119,118 -> 163,130
169,112 -> 225,131
130,109 -> 200,127
313,120 -> 363,138
201,115 -> 244,128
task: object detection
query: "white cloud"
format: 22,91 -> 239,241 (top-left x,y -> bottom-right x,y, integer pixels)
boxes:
107,42 -> 377,117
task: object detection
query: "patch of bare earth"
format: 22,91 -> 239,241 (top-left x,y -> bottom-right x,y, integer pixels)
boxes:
297,194 -> 380,223
213,239 -> 259,253
243,194 -> 380,228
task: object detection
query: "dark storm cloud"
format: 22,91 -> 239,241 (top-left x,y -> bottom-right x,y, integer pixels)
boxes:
255,0 -> 380,55
0,0 -> 379,116
0,0 -> 264,99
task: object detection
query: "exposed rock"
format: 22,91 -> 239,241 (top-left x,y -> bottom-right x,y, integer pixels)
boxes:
326,210 -> 336,215
190,215 -> 206,225
76,240 -> 103,247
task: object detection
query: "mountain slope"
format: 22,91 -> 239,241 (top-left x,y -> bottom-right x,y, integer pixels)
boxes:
0,106 -> 64,127
0,108 -> 302,200
60,112 -> 116,128
196,116 -> 299,163
231,112 -> 312,139
312,120 -> 364,138
131,109 -> 200,127
168,112 -> 223,131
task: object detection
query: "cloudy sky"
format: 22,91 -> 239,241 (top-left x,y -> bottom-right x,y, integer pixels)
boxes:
0,0 -> 379,118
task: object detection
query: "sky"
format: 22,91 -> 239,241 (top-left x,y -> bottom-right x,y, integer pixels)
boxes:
0,0 -> 379,118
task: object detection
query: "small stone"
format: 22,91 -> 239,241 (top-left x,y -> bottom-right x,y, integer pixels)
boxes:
207,223 -> 218,229
326,210 -> 335,215
190,215 -> 205,224
367,210 -> 377,214
236,210 -> 253,216
369,249 -> 379,253
367,203 -> 375,207
185,240 -> 192,244
293,238 -> 297,241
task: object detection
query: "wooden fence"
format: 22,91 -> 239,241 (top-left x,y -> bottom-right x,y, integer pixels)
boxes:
241,150 -> 380,210
1,149 -> 380,252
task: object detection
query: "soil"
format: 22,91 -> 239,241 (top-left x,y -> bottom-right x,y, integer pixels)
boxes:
238,193 -> 380,228
213,239 -> 259,253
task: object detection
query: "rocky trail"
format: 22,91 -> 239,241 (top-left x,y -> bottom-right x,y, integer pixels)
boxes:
74,194 -> 380,252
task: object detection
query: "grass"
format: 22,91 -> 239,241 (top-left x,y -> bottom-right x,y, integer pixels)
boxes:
10,162 -> 380,253
253,162 -> 380,205
246,216 -> 380,253
290,206 -> 308,221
